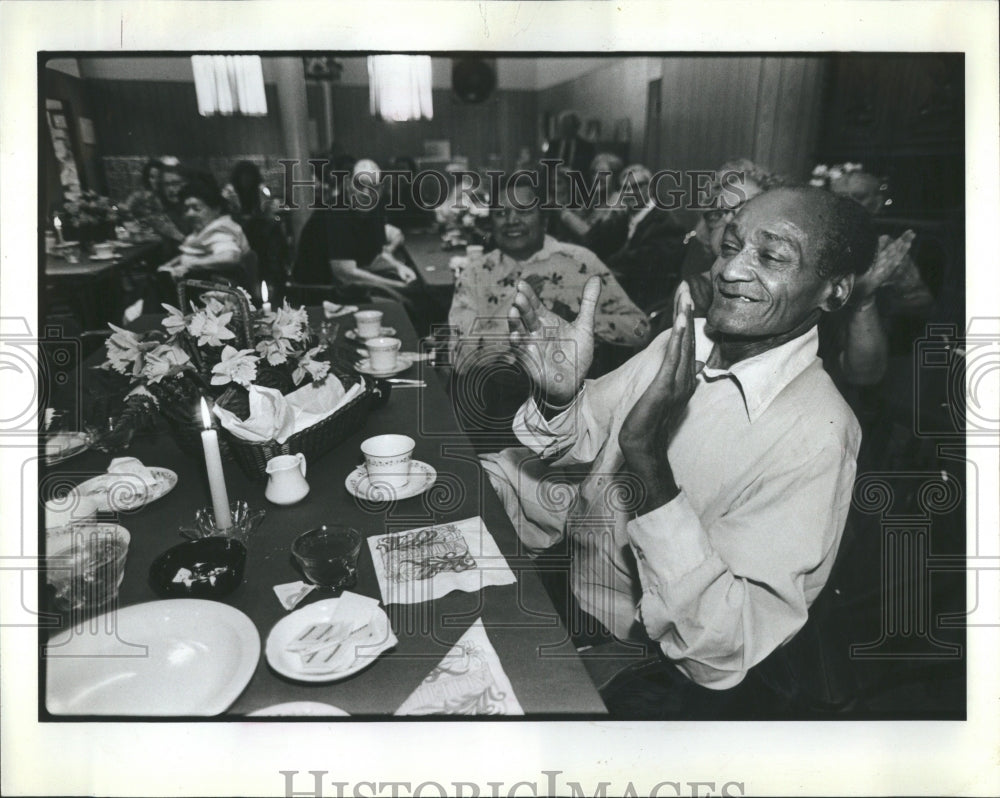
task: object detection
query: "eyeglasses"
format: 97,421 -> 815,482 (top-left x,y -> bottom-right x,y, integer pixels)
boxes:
703,199 -> 746,227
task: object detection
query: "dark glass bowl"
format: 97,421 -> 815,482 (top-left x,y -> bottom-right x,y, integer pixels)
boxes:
149,537 -> 247,599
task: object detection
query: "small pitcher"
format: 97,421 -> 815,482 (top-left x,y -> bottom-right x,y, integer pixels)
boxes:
265,453 -> 309,505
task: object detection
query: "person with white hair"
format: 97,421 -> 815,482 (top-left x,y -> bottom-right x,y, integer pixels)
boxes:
293,158 -> 416,289
583,163 -> 688,308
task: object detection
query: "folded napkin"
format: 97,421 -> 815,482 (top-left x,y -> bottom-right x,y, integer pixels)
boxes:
282,592 -> 397,675
395,619 -> 523,716
368,517 -> 517,605
212,385 -> 296,443
274,580 -> 317,610
83,457 -> 160,512
323,300 -> 360,319
214,380 -> 365,444
286,379 -> 365,435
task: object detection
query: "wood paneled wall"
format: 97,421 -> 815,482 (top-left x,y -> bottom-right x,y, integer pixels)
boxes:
84,77 -> 538,179
537,56 -> 827,181
538,58 -> 650,159
322,85 -> 537,173
653,56 -> 827,180
86,79 -> 286,157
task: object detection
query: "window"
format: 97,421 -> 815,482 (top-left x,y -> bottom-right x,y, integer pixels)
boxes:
191,55 -> 268,116
367,55 -> 433,122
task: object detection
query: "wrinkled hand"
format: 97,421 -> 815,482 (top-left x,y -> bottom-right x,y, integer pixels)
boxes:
508,275 -> 601,404
671,279 -> 695,324
854,229 -> 915,302
618,308 -> 698,514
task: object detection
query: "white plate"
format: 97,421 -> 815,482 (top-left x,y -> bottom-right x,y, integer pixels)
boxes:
45,431 -> 90,464
89,252 -> 119,261
353,353 -> 416,377
45,599 -> 260,716
344,460 -> 437,502
345,326 -> 396,341
247,702 -> 349,717
76,467 -> 178,512
265,598 -> 396,683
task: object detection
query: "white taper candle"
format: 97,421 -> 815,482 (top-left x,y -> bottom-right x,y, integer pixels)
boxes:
199,397 -> 232,530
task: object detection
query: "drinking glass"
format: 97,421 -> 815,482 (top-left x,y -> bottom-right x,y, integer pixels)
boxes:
291,525 -> 363,593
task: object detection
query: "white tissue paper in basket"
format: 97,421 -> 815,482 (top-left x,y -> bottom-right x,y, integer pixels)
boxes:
214,380 -> 365,444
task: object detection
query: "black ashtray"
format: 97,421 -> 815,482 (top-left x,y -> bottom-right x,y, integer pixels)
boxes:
150,537 -> 247,599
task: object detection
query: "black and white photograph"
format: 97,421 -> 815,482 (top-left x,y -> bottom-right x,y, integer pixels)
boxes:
1,2 -> 997,797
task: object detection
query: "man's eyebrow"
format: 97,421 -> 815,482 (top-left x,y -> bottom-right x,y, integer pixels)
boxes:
758,229 -> 799,247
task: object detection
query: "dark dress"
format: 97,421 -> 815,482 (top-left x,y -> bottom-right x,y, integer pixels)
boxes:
585,207 -> 688,310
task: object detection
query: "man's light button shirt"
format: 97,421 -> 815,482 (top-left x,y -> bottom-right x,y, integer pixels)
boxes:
511,318 -> 861,688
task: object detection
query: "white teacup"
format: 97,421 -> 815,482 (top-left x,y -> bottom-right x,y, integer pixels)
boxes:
354,309 -> 384,339
360,434 -> 414,489
93,242 -> 115,258
365,336 -> 401,372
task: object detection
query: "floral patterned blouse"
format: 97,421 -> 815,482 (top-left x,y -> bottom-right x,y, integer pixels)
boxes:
448,235 -> 650,373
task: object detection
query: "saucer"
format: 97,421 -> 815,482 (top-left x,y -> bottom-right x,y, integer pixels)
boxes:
45,431 -> 90,464
354,353 -> 415,377
265,598 -> 396,683
89,252 -> 118,262
76,467 -> 178,512
344,460 -> 437,502
345,326 -> 396,341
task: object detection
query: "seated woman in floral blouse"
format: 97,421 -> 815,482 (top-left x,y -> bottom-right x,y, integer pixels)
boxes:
157,174 -> 254,291
446,178 -> 649,448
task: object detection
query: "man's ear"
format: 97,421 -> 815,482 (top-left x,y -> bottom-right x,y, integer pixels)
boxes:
821,273 -> 855,311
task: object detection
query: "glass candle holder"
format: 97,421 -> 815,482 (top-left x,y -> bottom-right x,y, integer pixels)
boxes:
180,500 -> 265,545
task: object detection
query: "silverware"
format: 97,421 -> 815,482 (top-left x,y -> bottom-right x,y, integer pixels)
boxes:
386,379 -> 426,387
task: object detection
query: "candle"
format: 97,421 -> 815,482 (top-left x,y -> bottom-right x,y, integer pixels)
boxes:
199,397 -> 232,530
53,215 -> 64,244
260,281 -> 271,314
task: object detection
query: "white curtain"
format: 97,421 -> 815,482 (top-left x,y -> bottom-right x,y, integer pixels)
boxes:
367,55 -> 433,122
192,55 -> 268,116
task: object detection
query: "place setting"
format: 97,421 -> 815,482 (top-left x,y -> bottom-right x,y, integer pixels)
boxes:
345,434 -> 437,502
266,524 -> 398,684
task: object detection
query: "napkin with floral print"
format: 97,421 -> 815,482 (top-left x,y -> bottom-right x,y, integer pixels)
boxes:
395,619 -> 523,716
368,517 -> 516,605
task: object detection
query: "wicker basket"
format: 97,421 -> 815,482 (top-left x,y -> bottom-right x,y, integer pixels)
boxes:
220,374 -> 380,480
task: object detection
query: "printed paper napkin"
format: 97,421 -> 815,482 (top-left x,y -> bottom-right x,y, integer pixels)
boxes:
395,619 -> 523,716
368,516 -> 516,605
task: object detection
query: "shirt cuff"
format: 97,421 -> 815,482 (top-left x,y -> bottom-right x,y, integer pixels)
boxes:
626,489 -> 714,586
512,387 -> 585,455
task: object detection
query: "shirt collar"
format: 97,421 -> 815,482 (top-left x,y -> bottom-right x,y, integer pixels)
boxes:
493,235 -> 559,267
694,317 -> 821,423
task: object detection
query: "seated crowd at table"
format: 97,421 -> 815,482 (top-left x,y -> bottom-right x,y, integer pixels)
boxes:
45,121 -> 941,717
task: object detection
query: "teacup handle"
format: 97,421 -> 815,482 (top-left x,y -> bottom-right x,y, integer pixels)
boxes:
295,452 -> 307,477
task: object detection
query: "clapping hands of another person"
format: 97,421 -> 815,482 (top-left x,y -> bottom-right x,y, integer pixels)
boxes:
618,306 -> 699,514
508,275 -> 601,405
853,229 -> 916,304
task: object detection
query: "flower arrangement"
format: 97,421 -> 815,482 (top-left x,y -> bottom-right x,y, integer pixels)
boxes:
61,190 -> 125,229
104,289 -> 338,392
99,288 -> 349,450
